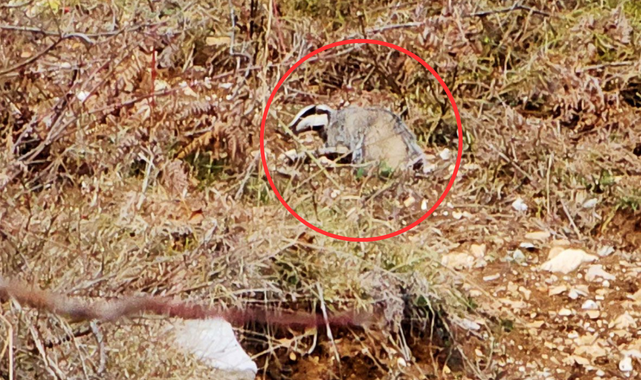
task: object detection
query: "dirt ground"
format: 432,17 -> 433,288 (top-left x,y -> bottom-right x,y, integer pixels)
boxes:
1,0 -> 641,379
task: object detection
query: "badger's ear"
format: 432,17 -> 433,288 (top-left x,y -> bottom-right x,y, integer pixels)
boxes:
287,105 -> 332,135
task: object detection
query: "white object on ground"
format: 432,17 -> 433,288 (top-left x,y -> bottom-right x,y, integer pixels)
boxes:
169,318 -> 257,377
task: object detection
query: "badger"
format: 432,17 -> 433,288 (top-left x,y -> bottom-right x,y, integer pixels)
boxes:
285,104 -> 430,172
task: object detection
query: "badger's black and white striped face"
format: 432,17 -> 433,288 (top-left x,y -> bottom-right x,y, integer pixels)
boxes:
287,105 -> 334,140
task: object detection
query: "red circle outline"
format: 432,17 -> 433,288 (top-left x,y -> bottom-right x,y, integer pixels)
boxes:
260,39 -> 462,242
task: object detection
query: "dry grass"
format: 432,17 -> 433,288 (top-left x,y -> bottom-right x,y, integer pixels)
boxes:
1,0 -> 641,379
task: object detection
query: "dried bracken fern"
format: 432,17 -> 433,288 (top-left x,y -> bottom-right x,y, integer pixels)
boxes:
175,121 -> 248,162
161,159 -> 190,197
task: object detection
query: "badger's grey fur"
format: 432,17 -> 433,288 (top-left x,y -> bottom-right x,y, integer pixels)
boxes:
287,104 -> 428,171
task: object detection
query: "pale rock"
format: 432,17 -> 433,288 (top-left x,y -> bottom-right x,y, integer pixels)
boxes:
403,196 -> 416,207
611,312 -> 637,330
442,252 -> 475,270
526,320 -> 545,328
597,246 -> 615,257
585,265 -> 616,282
549,285 -> 567,296
582,198 -> 598,209
564,355 -> 590,366
619,356 -> 632,372
512,198 -> 528,211
540,249 -> 598,274
581,300 -> 598,310
512,249 -> 527,264
452,317 -> 481,331
470,244 -> 486,258
439,148 -> 452,160
519,286 -> 532,300
558,308 -> 573,316
519,242 -> 536,250
586,310 -> 600,319
483,273 -> 501,282
76,91 -> 91,102
568,286 -> 589,300
574,339 -> 607,359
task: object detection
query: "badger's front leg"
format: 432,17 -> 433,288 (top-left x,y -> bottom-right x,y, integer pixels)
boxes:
280,146 -> 351,166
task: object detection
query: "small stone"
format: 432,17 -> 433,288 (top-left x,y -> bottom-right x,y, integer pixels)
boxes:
619,356 -> 632,372
540,249 -> 598,274
439,148 -> 452,160
519,242 -> 536,250
568,287 -> 589,300
403,196 -> 416,207
512,198 -> 528,211
442,252 -> 475,270
586,310 -> 600,319
483,273 -> 501,282
582,300 -> 598,310
597,246 -> 615,257
585,265 -> 616,282
512,249 -> 527,264
470,244 -> 486,258
558,308 -> 573,316
549,285 -> 567,296
611,312 -> 637,330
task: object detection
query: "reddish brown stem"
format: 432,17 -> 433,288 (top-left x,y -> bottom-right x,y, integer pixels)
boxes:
0,277 -> 370,328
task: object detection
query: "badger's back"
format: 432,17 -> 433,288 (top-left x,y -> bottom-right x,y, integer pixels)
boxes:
329,107 -> 424,169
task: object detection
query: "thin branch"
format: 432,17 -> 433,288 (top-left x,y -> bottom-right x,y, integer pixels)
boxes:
0,276 -> 371,328
465,2 -> 551,18
0,22 -> 161,39
0,39 -> 63,78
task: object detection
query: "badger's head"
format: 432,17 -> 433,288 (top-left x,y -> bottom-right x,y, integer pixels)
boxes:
286,104 -> 334,141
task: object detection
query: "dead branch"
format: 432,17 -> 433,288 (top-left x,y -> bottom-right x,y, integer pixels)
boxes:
0,277 -> 371,328
464,2 -> 551,18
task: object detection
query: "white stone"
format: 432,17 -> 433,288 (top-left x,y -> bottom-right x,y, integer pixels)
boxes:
512,198 -> 528,211
582,198 -> 598,209
540,249 -> 598,274
585,265 -> 616,282
597,246 -> 615,257
619,356 -> 632,372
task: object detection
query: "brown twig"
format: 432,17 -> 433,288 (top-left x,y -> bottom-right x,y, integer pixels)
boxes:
0,39 -> 64,78
0,277 -> 371,328
465,2 -> 551,18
